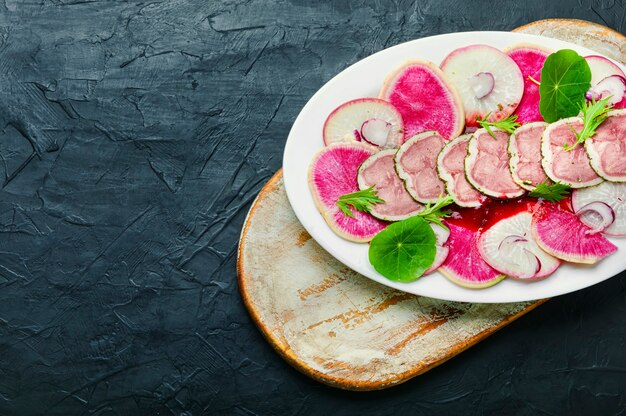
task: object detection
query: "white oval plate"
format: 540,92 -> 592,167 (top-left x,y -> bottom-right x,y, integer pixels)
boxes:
283,31 -> 626,303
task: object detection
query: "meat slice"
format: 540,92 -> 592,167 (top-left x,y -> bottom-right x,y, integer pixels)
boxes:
465,128 -> 525,198
508,122 -> 550,190
541,117 -> 604,188
395,131 -> 447,203
357,149 -> 423,221
585,109 -> 626,181
437,134 -> 485,207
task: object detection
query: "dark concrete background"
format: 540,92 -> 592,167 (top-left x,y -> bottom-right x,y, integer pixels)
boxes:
0,1 -> 625,415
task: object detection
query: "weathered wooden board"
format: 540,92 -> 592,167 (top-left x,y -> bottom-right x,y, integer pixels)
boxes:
237,20 -> 626,391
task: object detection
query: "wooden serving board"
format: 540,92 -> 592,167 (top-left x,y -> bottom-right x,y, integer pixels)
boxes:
237,20 -> 626,391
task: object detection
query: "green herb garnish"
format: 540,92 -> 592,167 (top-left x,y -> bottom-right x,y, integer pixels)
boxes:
539,49 -> 591,122
476,113 -> 521,139
368,216 -> 436,282
417,194 -> 455,230
563,97 -> 613,151
528,180 -> 571,202
336,186 -> 384,218
368,195 -> 455,282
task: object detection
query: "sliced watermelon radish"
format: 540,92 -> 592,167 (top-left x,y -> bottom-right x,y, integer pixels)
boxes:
478,212 -> 560,280
508,122 -> 550,191
585,109 -> 626,182
437,134 -> 485,207
323,98 -> 404,148
439,223 -> 506,288
531,202 -> 617,264
505,44 -> 551,123
541,117 -> 604,188
572,181 -> 626,236
379,59 -> 465,140
308,143 -> 388,242
465,128 -> 525,198
357,149 -> 424,221
585,55 -> 626,109
441,45 -> 524,127
395,131 -> 447,204
424,223 -> 450,275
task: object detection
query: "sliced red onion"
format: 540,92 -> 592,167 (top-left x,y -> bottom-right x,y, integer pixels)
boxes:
469,72 -> 495,99
575,201 -> 615,234
360,118 -> 391,147
586,75 -> 626,105
523,248 -> 542,275
352,129 -> 362,141
498,234 -> 527,250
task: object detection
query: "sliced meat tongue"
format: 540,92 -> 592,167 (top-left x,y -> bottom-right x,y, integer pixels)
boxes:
357,149 -> 423,221
509,122 -> 550,191
437,134 -> 485,207
585,109 -> 626,182
395,131 -> 448,204
465,128 -> 525,198
541,117 -> 604,188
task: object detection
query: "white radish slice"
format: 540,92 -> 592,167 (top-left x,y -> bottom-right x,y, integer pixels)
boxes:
586,55 -> 626,86
572,181 -> 626,236
323,98 -> 404,148
586,75 -> 626,105
479,212 -> 560,280
424,223 -> 450,275
441,45 -> 524,127
575,201 -> 615,234
360,118 -> 392,147
470,72 -> 495,99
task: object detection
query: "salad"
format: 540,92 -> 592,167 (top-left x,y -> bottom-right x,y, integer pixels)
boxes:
308,43 -> 626,289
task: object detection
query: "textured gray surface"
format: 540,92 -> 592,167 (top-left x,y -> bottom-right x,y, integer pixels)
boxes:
0,1 -> 625,415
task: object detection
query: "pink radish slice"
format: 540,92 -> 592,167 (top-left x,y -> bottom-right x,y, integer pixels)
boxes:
465,128 -> 525,198
572,181 -> 626,236
586,75 -> 626,106
479,212 -> 560,280
470,72 -> 495,99
531,202 -> 617,264
357,149 -> 424,221
437,134 -> 485,207
575,201 -> 615,234
441,45 -> 524,127
541,117 -> 603,188
323,98 -> 404,147
308,143 -> 388,242
424,223 -> 450,275
361,118 -> 392,147
439,223 -> 505,288
395,131 -> 448,204
506,44 -> 551,123
508,122 -> 550,191
585,55 -> 626,108
379,59 -> 465,140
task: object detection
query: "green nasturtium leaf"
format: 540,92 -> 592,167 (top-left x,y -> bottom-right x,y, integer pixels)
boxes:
539,49 -> 591,123
368,216 -> 436,282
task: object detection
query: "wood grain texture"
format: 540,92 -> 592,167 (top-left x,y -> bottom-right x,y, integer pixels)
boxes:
238,19 -> 626,391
